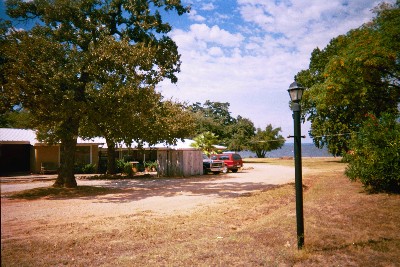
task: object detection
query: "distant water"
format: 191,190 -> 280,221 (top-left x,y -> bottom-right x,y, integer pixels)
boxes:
239,143 -> 333,158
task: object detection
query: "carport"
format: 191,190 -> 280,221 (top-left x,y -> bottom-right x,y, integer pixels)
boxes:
0,143 -> 33,174
1,128 -> 37,175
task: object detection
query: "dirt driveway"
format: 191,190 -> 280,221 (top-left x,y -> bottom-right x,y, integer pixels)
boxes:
1,164 -> 295,224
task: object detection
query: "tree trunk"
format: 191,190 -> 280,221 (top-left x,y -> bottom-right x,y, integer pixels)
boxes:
54,136 -> 78,188
106,139 -> 116,175
256,150 -> 266,158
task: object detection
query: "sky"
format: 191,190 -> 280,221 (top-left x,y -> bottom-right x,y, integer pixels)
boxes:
156,0 -> 395,143
1,0 -> 395,143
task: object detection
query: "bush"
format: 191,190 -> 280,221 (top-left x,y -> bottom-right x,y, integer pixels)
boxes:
123,161 -> 135,177
145,161 -> 158,171
115,159 -> 135,176
74,163 -> 97,174
116,159 -> 126,174
82,163 -> 97,174
345,113 -> 400,193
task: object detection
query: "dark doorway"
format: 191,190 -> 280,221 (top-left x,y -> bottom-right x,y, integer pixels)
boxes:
0,144 -> 31,174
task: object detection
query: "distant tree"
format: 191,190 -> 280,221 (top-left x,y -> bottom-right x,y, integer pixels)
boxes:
0,108 -> 32,129
189,101 -> 236,138
2,0 -> 189,187
296,2 -> 400,156
345,113 -> 400,193
225,116 -> 255,151
189,100 -> 255,150
247,125 -> 285,158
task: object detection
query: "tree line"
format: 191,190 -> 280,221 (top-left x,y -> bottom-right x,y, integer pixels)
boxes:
1,0 -> 284,189
187,100 -> 284,157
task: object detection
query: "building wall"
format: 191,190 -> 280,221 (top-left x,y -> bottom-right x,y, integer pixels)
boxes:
91,145 -> 99,167
157,149 -> 202,177
183,150 -> 203,176
35,146 -> 60,173
34,144 -> 99,173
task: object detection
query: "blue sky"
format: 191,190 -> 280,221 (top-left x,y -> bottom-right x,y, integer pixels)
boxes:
1,0 -> 395,143
157,0 -> 395,143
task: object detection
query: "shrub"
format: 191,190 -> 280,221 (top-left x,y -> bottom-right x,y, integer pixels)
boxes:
145,161 -> 158,171
123,161 -> 135,177
115,159 -> 135,176
345,113 -> 400,193
82,164 -> 97,174
74,163 -> 97,174
116,159 -> 126,174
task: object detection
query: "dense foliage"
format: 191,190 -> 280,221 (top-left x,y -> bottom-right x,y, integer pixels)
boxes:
0,108 -> 32,129
1,0 -> 189,186
295,2 -> 400,192
296,2 -> 400,156
345,113 -> 400,193
189,100 -> 256,151
189,101 -> 284,157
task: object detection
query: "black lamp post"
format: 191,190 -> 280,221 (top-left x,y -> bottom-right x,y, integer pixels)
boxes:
288,81 -> 305,249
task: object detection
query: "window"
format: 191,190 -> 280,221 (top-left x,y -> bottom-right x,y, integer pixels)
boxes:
233,154 -> 242,160
75,146 -> 91,165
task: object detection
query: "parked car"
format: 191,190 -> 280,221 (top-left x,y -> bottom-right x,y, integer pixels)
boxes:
211,153 -> 243,173
202,154 -> 224,174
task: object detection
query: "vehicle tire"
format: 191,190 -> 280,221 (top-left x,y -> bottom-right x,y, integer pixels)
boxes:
232,169 -> 238,173
212,171 -> 220,175
222,166 -> 228,173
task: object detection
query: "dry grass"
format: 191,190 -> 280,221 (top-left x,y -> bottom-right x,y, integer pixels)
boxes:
7,186 -> 121,200
2,158 -> 400,266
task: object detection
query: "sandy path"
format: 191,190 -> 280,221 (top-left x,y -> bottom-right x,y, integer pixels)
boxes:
1,164 -> 295,225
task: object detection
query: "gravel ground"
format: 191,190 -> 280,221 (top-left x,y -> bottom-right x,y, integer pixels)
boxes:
1,163 -> 296,223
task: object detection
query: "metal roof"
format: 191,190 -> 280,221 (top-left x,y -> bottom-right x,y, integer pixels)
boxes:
0,128 -> 37,144
0,128 -> 199,150
0,128 -> 104,145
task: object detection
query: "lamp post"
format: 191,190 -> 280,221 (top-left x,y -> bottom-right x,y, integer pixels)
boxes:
287,81 -> 305,249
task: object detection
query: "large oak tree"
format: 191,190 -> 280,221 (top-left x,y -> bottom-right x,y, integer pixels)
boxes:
2,0 -> 189,187
296,2 -> 399,156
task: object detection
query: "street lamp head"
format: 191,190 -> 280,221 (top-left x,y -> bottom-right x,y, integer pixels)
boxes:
288,81 -> 305,103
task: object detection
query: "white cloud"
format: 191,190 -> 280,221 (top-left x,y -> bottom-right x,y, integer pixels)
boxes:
171,23 -> 244,49
191,24 -> 244,47
201,3 -> 216,11
208,46 -> 224,57
160,0 -> 394,142
187,9 -> 206,22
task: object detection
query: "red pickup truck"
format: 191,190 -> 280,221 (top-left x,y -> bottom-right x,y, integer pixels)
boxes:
211,153 -> 243,173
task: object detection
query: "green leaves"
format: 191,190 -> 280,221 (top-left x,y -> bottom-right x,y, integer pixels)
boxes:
345,113 -> 400,193
191,131 -> 220,156
296,2 -> 400,156
3,0 -> 189,183
295,2 -> 400,191
188,101 -> 257,151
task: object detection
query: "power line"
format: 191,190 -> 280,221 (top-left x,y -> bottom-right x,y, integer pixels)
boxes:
312,132 -> 354,138
253,139 -> 286,143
